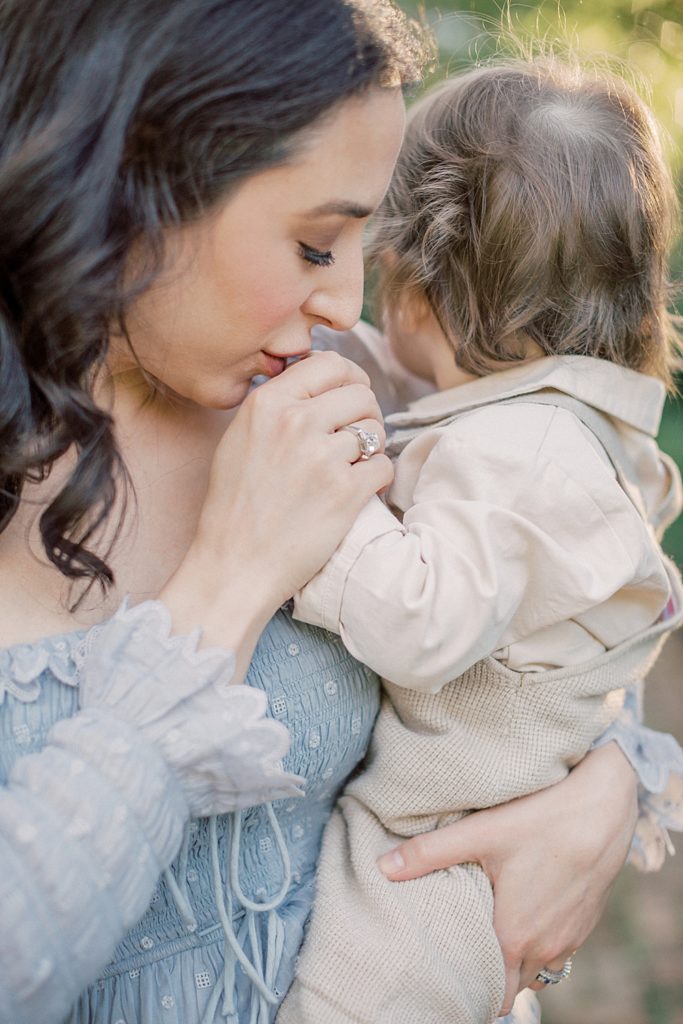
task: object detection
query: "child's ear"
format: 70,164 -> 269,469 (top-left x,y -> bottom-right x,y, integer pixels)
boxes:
378,250 -> 431,334
400,291 -> 432,334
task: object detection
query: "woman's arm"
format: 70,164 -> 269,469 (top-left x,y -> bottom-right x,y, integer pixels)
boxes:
162,350 -> 392,673
591,682 -> 683,871
0,693 -> 188,1024
0,600 -> 305,1024
377,742 -> 638,1017
0,351 -> 392,1024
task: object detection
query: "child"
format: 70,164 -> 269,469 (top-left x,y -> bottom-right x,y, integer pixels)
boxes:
276,57 -> 683,1024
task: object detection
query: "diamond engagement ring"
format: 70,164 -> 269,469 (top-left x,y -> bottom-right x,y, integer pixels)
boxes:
535,958 -> 574,986
342,425 -> 381,461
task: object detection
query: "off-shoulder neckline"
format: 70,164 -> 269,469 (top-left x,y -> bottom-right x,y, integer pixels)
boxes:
0,623 -> 92,656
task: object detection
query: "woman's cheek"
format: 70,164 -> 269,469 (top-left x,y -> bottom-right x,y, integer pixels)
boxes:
252,272 -> 306,332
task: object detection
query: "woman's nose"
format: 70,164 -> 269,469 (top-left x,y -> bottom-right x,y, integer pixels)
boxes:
303,249 -> 365,332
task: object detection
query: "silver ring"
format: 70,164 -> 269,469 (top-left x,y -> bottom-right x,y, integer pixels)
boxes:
342,425 -> 380,461
535,958 -> 573,986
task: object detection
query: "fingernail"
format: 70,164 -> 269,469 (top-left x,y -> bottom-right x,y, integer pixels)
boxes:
377,850 -> 405,875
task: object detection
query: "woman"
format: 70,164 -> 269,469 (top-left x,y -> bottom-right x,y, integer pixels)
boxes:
0,2 -> 674,1023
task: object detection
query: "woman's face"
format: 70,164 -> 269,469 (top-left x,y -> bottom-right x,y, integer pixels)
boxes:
118,87 -> 405,409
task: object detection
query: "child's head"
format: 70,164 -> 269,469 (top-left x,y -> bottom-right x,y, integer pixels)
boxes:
368,57 -> 680,387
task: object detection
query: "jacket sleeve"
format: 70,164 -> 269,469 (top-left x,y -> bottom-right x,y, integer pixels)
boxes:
294,405 -> 667,692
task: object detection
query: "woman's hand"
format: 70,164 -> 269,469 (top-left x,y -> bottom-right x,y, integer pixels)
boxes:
377,742 -> 638,1017
163,351 -> 393,662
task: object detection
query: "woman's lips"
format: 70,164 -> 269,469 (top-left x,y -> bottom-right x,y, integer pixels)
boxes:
260,353 -> 288,377
260,349 -> 310,377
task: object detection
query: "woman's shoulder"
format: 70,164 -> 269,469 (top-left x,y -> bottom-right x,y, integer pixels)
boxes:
0,508 -> 114,649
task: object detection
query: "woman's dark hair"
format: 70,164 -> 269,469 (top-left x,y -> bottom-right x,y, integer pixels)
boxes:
369,56 -> 681,386
0,0 -> 430,598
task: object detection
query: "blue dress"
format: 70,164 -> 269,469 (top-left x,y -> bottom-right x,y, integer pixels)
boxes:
2,598 -> 680,1024
0,608 -> 379,1024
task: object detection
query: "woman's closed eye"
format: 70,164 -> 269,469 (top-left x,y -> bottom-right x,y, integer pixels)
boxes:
298,243 -> 336,268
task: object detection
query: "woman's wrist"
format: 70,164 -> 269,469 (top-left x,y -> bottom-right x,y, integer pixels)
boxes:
578,740 -> 638,803
568,742 -> 639,858
159,543 -> 277,680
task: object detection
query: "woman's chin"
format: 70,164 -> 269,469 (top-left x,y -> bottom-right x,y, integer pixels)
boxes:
139,373 -> 253,414
201,376 -> 257,411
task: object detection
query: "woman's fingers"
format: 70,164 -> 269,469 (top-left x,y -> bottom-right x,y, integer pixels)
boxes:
499,960 -> 522,1019
258,353 -> 385,445
526,951 -> 576,993
308,381 -> 384,434
376,814 -> 494,881
377,744 -> 638,1019
350,451 -> 394,492
336,419 -> 386,463
376,816 -> 525,1015
275,349 -> 371,398
190,348 -> 396,618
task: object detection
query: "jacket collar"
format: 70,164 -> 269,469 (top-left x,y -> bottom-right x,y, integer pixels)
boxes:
385,356 -> 665,437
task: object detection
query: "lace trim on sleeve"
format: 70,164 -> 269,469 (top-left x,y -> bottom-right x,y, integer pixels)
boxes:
0,636 -> 81,705
591,685 -> 683,871
79,599 -> 304,818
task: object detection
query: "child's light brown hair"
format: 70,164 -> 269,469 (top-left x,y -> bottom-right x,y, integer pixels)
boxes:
368,56 -> 681,387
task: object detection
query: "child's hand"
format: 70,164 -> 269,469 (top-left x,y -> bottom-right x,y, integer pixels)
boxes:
377,742 -> 638,1016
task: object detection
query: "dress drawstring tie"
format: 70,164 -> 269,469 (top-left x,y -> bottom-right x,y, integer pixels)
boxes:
163,830 -> 198,934
160,808 -> 291,1023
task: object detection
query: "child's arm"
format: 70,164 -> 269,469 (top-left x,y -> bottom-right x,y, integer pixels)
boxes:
294,403 -> 670,692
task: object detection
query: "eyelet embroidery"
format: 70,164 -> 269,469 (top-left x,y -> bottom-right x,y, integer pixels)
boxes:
271,696 -> 288,717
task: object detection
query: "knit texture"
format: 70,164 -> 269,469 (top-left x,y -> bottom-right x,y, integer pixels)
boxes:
278,391 -> 683,1024
277,599 -> 681,1024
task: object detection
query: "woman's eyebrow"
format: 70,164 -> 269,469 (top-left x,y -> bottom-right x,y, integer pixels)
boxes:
304,200 -> 374,219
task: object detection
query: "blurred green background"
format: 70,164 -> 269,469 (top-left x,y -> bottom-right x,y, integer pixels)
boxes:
396,4 -> 683,1023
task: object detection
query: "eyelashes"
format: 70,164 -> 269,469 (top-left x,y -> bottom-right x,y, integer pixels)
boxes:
298,243 -> 335,268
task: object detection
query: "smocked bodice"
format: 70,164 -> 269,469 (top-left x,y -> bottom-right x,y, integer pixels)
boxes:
0,608 -> 380,1024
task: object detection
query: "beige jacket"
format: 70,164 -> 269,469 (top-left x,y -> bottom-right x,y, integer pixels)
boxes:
295,330 -> 681,685
277,330 -> 683,1024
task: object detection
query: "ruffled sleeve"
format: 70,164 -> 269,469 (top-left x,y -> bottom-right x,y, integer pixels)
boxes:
0,600 -> 302,1024
79,599 -> 303,817
592,684 -> 683,871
